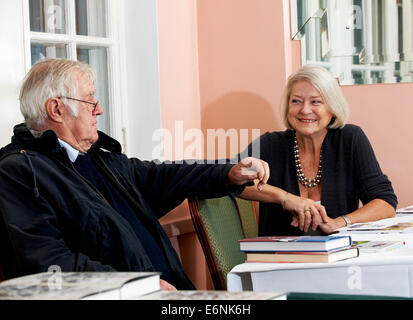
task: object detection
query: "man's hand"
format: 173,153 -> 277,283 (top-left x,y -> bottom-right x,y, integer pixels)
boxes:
228,157 -> 269,190
160,279 -> 177,291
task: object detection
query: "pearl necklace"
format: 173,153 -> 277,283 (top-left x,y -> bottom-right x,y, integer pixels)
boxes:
294,134 -> 322,188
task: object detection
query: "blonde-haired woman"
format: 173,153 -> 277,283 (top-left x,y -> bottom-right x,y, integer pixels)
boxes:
241,65 -> 397,235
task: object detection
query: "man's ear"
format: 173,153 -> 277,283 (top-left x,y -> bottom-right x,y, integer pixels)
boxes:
45,97 -> 64,123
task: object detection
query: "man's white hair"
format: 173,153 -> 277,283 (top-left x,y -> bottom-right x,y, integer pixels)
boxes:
19,58 -> 96,129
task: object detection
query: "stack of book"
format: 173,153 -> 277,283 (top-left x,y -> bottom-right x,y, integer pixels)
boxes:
239,235 -> 359,263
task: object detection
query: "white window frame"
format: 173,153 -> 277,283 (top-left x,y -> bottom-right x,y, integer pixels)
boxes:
21,0 -> 129,153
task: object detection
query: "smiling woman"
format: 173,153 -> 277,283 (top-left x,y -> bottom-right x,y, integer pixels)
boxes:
281,65 -> 349,131
239,65 -> 397,236
287,80 -> 333,140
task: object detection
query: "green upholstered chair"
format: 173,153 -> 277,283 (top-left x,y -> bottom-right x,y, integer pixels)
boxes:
188,196 -> 258,290
234,197 -> 258,239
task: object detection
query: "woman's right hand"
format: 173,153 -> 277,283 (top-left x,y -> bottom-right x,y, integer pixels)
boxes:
282,192 -> 329,232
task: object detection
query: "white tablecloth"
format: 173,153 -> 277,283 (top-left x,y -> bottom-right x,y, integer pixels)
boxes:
228,215 -> 413,297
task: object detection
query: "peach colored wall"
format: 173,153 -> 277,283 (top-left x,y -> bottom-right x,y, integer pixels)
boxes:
157,0 -> 213,290
343,83 -> 413,207
196,0 -> 302,159
197,0 -> 286,158
157,0 -> 202,159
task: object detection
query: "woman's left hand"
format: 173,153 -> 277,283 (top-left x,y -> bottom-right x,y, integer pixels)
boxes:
317,217 -> 343,234
286,194 -> 329,232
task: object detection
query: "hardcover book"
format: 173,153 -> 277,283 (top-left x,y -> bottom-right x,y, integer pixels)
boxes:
0,271 -> 160,300
239,235 -> 352,252
245,247 -> 359,263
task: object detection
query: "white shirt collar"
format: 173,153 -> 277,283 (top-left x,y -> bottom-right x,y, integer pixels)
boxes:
58,139 -> 80,163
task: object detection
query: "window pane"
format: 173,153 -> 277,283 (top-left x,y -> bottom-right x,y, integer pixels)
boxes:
75,0 -> 107,37
29,0 -> 66,34
31,43 -> 68,65
77,46 -> 110,134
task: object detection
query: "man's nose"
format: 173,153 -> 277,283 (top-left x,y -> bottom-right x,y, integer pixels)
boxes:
94,102 -> 104,115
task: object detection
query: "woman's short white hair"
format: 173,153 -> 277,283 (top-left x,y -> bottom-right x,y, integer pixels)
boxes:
280,65 -> 349,129
19,58 -> 96,129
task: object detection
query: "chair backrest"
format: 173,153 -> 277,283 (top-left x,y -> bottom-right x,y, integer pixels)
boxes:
188,196 -> 258,290
233,197 -> 258,239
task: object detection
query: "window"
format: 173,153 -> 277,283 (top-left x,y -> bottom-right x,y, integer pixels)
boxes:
24,0 -> 125,145
291,0 -> 413,85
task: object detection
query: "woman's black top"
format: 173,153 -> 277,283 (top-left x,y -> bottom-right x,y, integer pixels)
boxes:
244,124 -> 397,236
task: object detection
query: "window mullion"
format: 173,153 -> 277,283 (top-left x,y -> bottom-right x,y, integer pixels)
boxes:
22,0 -> 32,73
105,0 -> 113,39
66,0 -> 76,60
66,0 -> 76,35
30,31 -> 111,45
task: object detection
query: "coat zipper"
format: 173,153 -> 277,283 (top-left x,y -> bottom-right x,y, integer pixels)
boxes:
61,149 -> 112,207
91,151 -> 160,234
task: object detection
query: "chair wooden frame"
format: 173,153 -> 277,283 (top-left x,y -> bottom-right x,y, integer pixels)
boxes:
188,199 -> 225,289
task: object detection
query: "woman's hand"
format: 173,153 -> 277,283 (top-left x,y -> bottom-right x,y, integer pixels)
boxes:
317,216 -> 346,235
283,193 -> 329,232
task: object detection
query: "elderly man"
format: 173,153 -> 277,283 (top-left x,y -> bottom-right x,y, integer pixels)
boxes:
0,59 -> 268,290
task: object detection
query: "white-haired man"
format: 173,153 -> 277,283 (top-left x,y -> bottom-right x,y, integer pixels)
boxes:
0,59 -> 269,290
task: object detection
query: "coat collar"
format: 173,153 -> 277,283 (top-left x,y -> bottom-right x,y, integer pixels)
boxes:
8,123 -> 122,155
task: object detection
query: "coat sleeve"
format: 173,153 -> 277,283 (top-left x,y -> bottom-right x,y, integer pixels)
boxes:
352,126 -> 398,209
0,156 -> 115,278
128,158 -> 246,217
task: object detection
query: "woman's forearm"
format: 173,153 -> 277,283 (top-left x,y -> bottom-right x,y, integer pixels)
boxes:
333,199 -> 396,229
239,182 -> 286,204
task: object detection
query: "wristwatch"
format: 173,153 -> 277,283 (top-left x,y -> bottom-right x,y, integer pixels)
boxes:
342,215 -> 351,226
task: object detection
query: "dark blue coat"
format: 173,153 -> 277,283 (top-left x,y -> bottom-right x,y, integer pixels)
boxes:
0,124 -> 241,289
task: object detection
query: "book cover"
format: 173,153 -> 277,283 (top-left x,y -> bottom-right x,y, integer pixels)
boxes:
136,290 -> 287,300
239,235 -> 352,252
396,205 -> 413,214
245,247 -> 359,263
0,271 -> 160,300
345,222 -> 413,233
353,241 -> 404,253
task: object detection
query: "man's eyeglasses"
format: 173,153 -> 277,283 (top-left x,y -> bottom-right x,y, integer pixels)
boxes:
59,96 -> 99,111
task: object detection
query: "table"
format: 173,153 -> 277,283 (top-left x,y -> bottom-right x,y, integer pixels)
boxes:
227,215 -> 413,297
